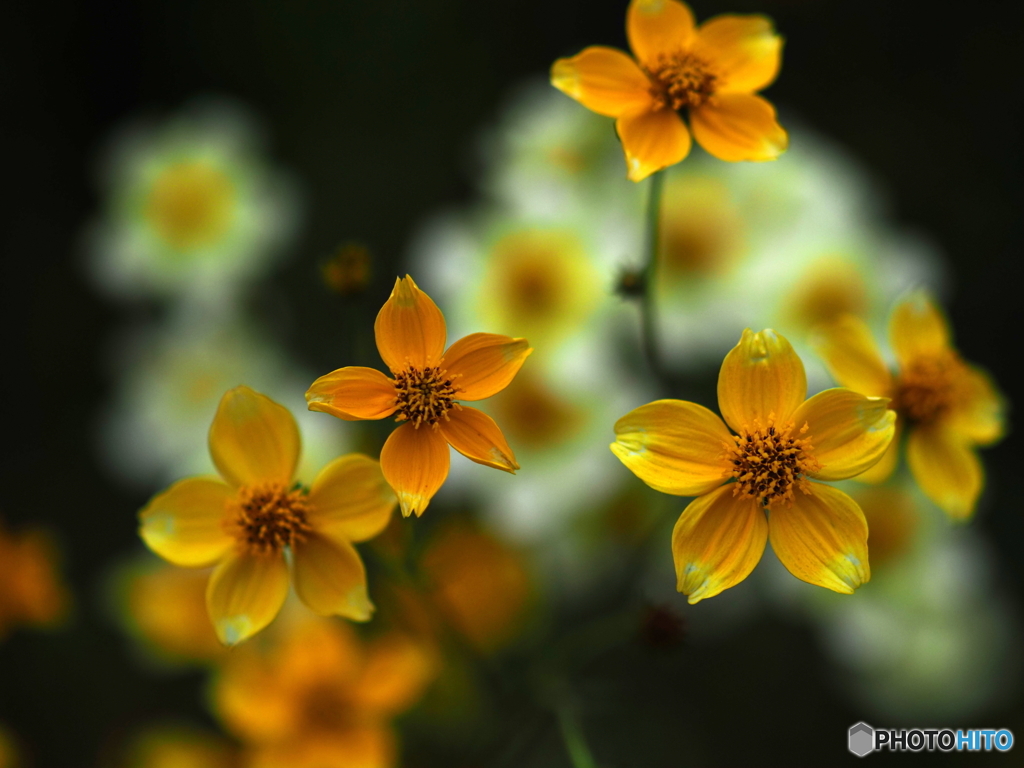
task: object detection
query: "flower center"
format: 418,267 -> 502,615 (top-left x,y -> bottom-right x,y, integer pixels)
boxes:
229,483 -> 312,556
648,52 -> 718,110
394,366 -> 459,428
726,418 -> 820,507
301,682 -> 356,733
892,354 -> 963,425
146,161 -> 236,251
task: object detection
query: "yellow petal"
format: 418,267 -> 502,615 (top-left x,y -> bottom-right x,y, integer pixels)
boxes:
627,0 -> 696,68
353,634 -> 436,716
308,454 -> 397,543
791,389 -> 896,481
292,534 -> 373,621
305,367 -> 397,421
206,551 -> 289,645
380,423 -> 450,517
439,406 -> 518,473
611,399 -> 732,496
946,364 -> 1006,446
690,93 -> 787,162
854,417 -> 902,484
810,315 -> 893,396
672,484 -> 767,603
208,386 -> 300,489
442,333 -> 532,401
374,275 -> 447,374
250,729 -> 395,768
550,46 -> 655,118
907,424 -> 983,520
616,108 -> 691,182
768,483 -> 869,594
696,15 -> 782,93
889,291 -> 951,369
138,477 -> 234,567
717,328 -> 806,432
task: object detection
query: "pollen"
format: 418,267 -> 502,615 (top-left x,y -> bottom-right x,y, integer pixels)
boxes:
393,366 -> 459,428
726,417 -> 820,507
229,483 -> 313,556
892,353 -> 964,425
648,52 -> 718,111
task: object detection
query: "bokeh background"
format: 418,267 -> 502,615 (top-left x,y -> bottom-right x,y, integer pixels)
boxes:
2,0 -> 1023,765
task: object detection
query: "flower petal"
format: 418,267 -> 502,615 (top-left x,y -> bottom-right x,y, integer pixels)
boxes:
690,93 -> 787,162
791,389 -> 896,481
889,291 -> 951,369
442,333 -> 532,401
672,484 -> 767,604
551,46 -> 654,118
138,477 -> 234,567
374,275 -> 447,373
307,454 -> 397,543
717,328 -> 806,432
208,386 -> 300,489
292,534 -> 373,621
206,551 -> 289,645
380,423 -> 450,517
907,424 -> 983,520
947,365 -> 1006,446
611,399 -> 732,496
439,406 -> 518,473
696,15 -> 782,93
855,417 -> 902,484
616,108 -> 691,182
627,0 -> 696,68
353,635 -> 436,716
768,483 -> 869,594
305,367 -> 397,422
810,315 -> 893,397
250,730 -> 395,768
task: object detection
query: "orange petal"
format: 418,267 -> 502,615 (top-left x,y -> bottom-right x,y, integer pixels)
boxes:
768,483 -> 869,594
627,0 -> 696,68
889,291 -> 951,369
717,328 -> 806,432
550,46 -> 654,118
442,333 -> 532,401
696,15 -> 782,93
855,417 -> 902,484
374,275 -> 447,373
690,93 -> 787,162
672,484 -> 767,603
305,367 -> 397,421
206,551 -> 289,645
138,477 -> 234,567
617,108 -> 691,182
380,423 -> 450,517
353,634 -> 436,716
292,534 -> 373,621
208,386 -> 300,488
791,389 -> 896,481
250,729 -> 395,768
810,315 -> 893,397
439,406 -> 518,473
611,399 -> 732,496
907,424 -> 983,520
947,365 -> 1006,446
308,454 -> 396,543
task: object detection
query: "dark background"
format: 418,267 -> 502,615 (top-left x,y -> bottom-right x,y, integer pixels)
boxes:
2,1 -> 1022,765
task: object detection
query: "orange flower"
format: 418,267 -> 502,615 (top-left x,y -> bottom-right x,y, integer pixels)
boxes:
0,521 -> 69,639
307,276 -> 532,517
551,0 -> 787,181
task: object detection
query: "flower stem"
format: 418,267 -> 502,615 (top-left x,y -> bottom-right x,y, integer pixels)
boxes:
556,701 -> 598,768
640,170 -> 667,389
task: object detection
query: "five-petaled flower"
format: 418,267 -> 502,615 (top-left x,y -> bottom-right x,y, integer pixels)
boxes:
611,329 -> 895,602
813,292 -> 1005,520
139,385 -> 397,645
551,0 -> 787,181
306,275 -> 532,518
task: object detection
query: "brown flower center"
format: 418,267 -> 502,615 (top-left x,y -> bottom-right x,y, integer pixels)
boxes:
892,354 -> 964,425
394,366 -> 459,428
726,418 -> 820,507
229,483 -> 312,556
301,682 -> 356,733
648,52 -> 718,110
145,161 -> 236,251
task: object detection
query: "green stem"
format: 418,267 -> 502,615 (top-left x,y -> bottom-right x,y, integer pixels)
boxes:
640,170 -> 666,388
556,701 -> 599,768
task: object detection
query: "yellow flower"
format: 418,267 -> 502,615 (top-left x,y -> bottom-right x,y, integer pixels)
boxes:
813,292 -> 1005,519
124,725 -> 239,768
0,522 -> 69,639
138,386 -> 397,645
611,329 -> 896,601
551,0 -> 787,181
306,275 -> 532,517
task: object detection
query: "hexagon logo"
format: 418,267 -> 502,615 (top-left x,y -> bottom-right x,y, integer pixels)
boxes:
849,722 -> 875,757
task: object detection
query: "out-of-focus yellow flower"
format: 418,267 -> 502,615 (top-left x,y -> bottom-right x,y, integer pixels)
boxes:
551,0 -> 787,181
612,329 -> 896,601
306,276 -> 532,517
487,368 -> 584,451
851,486 -> 919,569
0,521 -> 69,639
0,724 -> 19,768
213,617 -> 434,768
781,255 -> 869,334
659,175 -> 745,281
139,386 -> 397,645
124,725 -> 239,768
322,243 -> 373,295
813,292 -> 1005,519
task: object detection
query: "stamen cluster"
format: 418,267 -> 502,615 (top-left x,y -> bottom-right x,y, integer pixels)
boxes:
394,366 -> 459,428
230,483 -> 312,556
893,354 -> 962,425
726,418 -> 820,507
648,52 -> 718,110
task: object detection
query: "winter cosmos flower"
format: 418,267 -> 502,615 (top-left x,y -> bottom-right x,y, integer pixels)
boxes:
139,386 -> 397,645
812,292 -> 1005,519
306,276 -> 532,517
611,329 -> 896,602
550,0 -> 787,181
